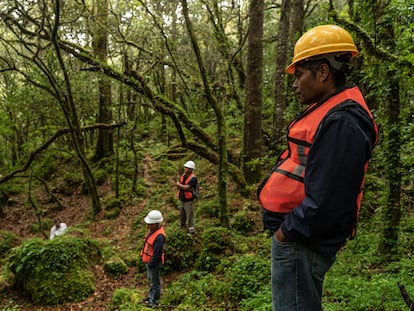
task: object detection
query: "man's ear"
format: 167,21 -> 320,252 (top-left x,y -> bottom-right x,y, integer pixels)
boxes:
318,63 -> 330,81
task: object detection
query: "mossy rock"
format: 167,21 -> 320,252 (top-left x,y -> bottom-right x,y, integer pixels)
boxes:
104,256 -> 129,277
26,269 -> 96,305
7,236 -> 101,305
121,251 -> 139,267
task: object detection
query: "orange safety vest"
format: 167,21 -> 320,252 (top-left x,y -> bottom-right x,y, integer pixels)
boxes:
140,227 -> 166,264
258,86 -> 378,236
177,173 -> 195,200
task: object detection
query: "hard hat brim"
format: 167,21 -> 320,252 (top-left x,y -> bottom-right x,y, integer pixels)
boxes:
286,49 -> 359,74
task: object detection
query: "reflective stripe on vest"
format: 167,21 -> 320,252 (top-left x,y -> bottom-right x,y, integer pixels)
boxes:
176,173 -> 195,200
258,86 -> 378,225
140,227 -> 166,264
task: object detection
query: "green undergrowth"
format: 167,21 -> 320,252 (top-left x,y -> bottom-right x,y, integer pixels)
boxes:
6,236 -> 102,305
323,214 -> 414,311
118,189 -> 414,311
0,152 -> 413,310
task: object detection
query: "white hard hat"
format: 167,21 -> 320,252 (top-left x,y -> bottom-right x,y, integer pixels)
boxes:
184,160 -> 195,170
144,210 -> 164,224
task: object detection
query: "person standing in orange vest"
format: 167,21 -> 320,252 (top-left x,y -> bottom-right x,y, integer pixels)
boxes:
176,161 -> 198,234
257,25 -> 378,310
140,210 -> 166,307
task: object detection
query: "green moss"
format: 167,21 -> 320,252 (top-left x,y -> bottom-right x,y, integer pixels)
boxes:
104,257 -> 129,277
104,207 -> 121,219
111,288 -> 143,311
231,211 -> 255,235
0,231 -> 21,258
7,237 -> 101,305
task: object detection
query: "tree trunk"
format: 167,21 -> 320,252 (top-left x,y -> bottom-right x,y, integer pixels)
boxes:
290,0 -> 304,42
377,10 -> 402,258
52,0 -> 102,215
243,0 -> 264,184
93,0 -> 113,161
272,0 -> 292,148
181,0 -> 229,226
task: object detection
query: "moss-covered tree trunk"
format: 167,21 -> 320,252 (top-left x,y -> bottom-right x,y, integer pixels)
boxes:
92,0 -> 114,161
377,14 -> 402,259
243,0 -> 264,184
272,0 -> 291,148
181,0 -> 229,226
52,0 -> 101,215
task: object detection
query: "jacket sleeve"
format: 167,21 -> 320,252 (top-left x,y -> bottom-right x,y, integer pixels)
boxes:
189,176 -> 197,189
280,109 -> 376,246
148,234 -> 166,267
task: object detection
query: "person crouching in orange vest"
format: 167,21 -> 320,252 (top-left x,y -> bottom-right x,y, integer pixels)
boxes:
140,210 -> 166,307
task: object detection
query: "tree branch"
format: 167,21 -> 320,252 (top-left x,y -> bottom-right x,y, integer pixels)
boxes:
329,0 -> 413,69
0,122 -> 126,184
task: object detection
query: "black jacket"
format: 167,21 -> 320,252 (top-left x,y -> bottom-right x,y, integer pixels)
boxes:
263,89 -> 377,256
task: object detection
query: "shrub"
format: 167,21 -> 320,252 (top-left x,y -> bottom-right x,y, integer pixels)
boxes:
104,257 -> 129,277
104,207 -> 121,219
231,211 -> 255,235
121,251 -> 139,267
0,299 -> 19,311
111,288 -> 143,311
163,227 -> 199,273
200,227 -> 234,254
224,254 -> 270,302
7,237 -> 101,305
94,169 -> 108,185
105,197 -> 123,210
195,227 -> 235,272
239,291 -> 272,311
162,271 -> 224,309
62,172 -> 83,187
0,231 -> 21,258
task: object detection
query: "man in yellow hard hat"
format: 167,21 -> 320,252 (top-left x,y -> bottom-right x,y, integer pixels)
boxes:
257,25 -> 379,310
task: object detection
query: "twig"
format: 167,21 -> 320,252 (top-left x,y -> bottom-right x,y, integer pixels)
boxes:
398,283 -> 414,311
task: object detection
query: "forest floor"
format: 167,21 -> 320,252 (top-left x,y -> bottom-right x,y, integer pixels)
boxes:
0,157 -> 177,310
0,191 -> 148,311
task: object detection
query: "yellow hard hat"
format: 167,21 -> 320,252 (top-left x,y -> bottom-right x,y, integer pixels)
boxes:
286,25 -> 359,74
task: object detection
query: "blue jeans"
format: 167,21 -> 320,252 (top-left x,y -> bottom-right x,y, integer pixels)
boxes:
271,238 -> 336,311
146,262 -> 162,304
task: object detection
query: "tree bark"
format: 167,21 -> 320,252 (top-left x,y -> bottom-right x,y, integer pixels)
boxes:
243,0 -> 264,184
272,0 -> 292,148
181,0 -> 230,226
92,0 -> 114,161
376,12 -> 401,258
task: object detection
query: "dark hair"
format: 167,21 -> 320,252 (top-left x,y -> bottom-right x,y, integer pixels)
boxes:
297,58 -> 348,87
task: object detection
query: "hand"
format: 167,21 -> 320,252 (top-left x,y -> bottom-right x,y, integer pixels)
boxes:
274,228 -> 287,243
